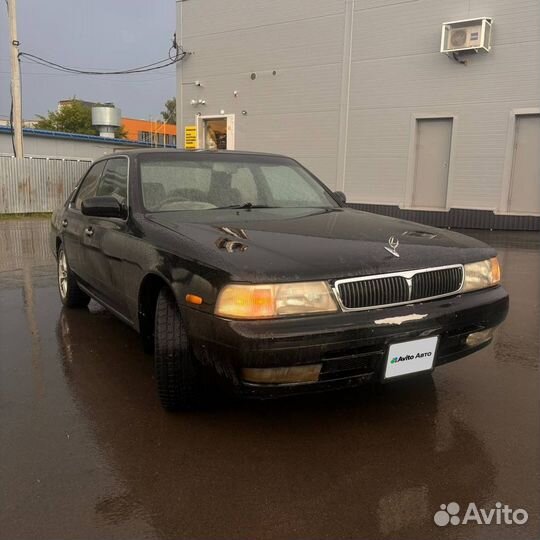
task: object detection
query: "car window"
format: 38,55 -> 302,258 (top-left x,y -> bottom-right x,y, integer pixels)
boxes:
96,158 -> 128,202
140,162 -> 212,211
74,161 -> 106,210
139,155 -> 337,211
230,167 -> 260,204
259,165 -> 327,206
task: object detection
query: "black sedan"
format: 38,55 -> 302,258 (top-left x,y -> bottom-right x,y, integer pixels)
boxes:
50,149 -> 509,410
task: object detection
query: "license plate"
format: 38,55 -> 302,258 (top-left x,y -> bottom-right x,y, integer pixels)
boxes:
384,336 -> 439,380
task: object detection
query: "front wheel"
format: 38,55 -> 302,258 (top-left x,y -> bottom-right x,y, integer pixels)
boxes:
57,245 -> 90,308
154,287 -> 202,411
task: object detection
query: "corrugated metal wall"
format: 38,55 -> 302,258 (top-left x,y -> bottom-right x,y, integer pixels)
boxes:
177,0 -> 540,229
0,129 -> 155,160
350,203 -> 540,231
0,157 -> 91,214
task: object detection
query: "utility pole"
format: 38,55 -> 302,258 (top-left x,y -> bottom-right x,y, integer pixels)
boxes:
7,0 -> 24,157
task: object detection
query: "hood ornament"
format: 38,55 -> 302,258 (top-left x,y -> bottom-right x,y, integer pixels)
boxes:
384,236 -> 400,258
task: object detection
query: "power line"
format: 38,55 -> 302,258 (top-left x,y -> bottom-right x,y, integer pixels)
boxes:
19,51 -> 184,75
18,33 -> 187,76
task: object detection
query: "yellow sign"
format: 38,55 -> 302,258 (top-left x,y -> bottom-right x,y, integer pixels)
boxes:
184,125 -> 198,150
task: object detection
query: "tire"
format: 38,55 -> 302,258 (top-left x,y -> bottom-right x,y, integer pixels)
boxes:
154,287 -> 201,411
57,244 -> 91,308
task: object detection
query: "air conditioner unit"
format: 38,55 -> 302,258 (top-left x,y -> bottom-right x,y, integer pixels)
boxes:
441,17 -> 492,54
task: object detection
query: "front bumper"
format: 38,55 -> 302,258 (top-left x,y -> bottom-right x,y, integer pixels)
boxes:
185,285 -> 509,398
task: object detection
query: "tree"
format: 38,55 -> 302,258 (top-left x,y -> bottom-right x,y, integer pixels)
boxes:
35,98 -> 127,138
36,100 -> 96,135
161,97 -> 176,125
114,124 -> 128,139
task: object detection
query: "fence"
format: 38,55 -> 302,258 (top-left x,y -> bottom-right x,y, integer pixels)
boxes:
0,156 -> 92,214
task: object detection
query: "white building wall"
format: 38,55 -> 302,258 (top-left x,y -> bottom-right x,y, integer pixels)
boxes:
177,0 -> 346,185
345,0 -> 539,211
177,0 -> 540,216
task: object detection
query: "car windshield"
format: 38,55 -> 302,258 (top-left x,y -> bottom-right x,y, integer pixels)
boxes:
139,153 -> 339,212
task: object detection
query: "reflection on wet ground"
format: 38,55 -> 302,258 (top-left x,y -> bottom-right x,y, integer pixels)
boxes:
0,219 -> 539,540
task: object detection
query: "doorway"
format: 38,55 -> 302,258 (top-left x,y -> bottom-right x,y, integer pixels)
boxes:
412,118 -> 453,209
508,114 -> 540,214
197,115 -> 235,150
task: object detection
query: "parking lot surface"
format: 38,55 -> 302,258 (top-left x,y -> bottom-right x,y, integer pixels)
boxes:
1,219 -> 539,540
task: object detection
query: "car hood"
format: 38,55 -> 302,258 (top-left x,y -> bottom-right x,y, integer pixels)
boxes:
147,208 -> 496,282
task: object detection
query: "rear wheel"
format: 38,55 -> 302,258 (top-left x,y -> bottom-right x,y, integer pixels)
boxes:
57,244 -> 90,308
154,287 -> 202,411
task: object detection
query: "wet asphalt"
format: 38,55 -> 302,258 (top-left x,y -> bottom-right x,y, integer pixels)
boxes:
0,219 -> 538,540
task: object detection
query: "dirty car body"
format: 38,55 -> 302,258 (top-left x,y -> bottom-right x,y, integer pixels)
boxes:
50,150 -> 509,408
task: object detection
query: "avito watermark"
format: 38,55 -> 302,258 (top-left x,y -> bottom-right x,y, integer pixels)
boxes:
434,502 -> 528,527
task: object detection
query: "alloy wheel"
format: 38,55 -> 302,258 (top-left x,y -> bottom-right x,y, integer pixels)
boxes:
58,250 -> 68,299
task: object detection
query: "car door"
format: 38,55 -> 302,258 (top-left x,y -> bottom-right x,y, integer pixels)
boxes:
63,160 -> 106,280
80,157 -> 130,317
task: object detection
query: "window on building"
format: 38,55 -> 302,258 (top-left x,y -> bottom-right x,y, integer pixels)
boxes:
138,131 -> 151,143
164,134 -> 177,146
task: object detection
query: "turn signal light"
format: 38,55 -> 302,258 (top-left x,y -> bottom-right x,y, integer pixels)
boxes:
462,257 -> 501,292
185,294 -> 203,305
491,257 -> 501,284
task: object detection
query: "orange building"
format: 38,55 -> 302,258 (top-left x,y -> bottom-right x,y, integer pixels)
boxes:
122,118 -> 177,146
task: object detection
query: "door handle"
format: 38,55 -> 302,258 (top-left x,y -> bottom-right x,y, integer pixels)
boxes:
85,226 -> 94,237
62,219 -> 68,228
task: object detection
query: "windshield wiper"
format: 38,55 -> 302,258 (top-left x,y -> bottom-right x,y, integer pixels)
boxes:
213,202 -> 276,210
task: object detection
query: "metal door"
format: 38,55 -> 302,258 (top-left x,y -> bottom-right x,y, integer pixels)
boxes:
63,160 -> 106,277
197,115 -> 235,150
80,158 -> 129,316
412,118 -> 453,209
508,114 -> 540,214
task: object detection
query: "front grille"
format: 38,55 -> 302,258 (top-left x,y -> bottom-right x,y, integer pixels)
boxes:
338,275 -> 409,309
335,265 -> 463,310
410,266 -> 463,300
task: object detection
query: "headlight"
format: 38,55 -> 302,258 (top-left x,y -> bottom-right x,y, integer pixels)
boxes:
215,281 -> 338,319
462,257 -> 501,293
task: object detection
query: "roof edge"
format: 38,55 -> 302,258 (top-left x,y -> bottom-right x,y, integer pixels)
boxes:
0,126 -> 175,147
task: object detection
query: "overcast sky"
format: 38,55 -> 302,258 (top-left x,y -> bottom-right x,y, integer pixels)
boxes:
0,0 -> 176,122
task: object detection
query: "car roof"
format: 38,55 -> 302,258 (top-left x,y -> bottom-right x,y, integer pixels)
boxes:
95,149 -> 291,161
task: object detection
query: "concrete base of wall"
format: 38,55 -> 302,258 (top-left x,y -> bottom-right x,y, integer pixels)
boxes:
349,204 -> 540,231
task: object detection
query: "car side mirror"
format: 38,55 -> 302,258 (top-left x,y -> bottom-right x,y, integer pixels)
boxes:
334,191 -> 347,204
81,196 -> 125,218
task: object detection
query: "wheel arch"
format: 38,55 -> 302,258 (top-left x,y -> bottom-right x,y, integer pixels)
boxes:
138,272 -> 176,347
